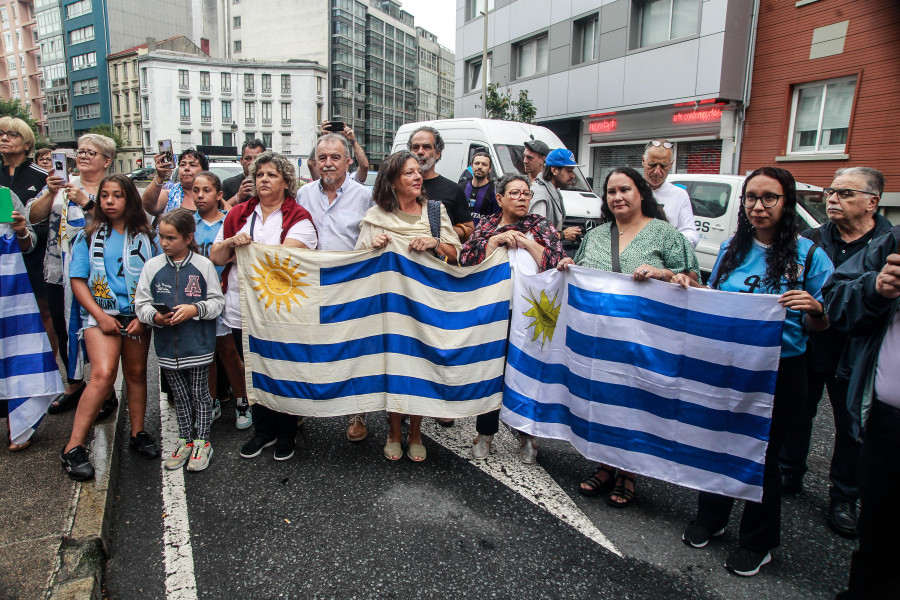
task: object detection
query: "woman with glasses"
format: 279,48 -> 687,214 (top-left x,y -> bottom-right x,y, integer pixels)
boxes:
28,134 -> 118,418
142,148 -> 209,217
34,147 -> 53,171
672,166 -> 833,577
557,167 -> 699,507
460,173 -> 566,462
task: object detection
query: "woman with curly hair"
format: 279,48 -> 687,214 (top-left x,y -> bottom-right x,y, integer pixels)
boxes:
673,166 -> 833,577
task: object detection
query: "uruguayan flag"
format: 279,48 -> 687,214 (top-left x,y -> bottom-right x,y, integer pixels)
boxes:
236,238 -> 511,417
0,226 -> 64,444
502,266 -> 785,502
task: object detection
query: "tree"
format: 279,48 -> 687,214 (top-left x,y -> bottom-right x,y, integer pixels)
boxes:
0,98 -> 50,149
87,124 -> 124,148
482,83 -> 537,123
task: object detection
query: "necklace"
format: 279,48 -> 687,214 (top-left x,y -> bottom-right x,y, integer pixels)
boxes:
617,216 -> 648,237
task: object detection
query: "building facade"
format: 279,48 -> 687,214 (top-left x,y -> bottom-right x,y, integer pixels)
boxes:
738,0 -> 900,221
455,0 -> 754,192
1,0 -> 44,133
35,0 -> 70,142
416,26 -> 454,122
138,50 -> 326,163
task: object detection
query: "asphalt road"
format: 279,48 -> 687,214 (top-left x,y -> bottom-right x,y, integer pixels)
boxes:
103,350 -> 854,600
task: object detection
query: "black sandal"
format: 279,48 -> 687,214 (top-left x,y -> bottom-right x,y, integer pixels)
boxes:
605,473 -> 636,508
47,385 -> 85,415
579,465 -> 616,497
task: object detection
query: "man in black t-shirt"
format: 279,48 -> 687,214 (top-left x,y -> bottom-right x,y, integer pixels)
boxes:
460,151 -> 498,228
223,139 -> 265,208
408,126 -> 473,242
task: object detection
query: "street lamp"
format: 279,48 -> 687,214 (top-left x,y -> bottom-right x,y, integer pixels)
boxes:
480,0 -> 489,119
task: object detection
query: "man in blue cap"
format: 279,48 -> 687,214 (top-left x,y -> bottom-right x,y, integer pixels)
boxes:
530,148 -> 582,243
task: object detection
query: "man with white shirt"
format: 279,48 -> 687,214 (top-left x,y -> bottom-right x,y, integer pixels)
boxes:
642,139 -> 699,248
296,133 -> 374,442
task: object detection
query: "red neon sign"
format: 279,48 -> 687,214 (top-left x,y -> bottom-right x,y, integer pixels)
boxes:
589,119 -> 617,133
672,108 -> 722,124
590,111 -> 616,118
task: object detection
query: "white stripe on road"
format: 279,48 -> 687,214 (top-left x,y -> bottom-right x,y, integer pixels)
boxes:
422,418 -> 622,557
160,397 -> 199,600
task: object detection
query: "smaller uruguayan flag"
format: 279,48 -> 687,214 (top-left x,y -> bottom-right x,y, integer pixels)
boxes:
502,266 -> 785,502
0,226 -> 64,444
237,238 -> 511,417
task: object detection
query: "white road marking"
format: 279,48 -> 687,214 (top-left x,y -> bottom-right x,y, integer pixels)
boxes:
422,418 -> 622,557
159,397 -> 199,600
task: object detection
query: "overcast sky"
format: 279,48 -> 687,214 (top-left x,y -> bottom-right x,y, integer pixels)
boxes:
401,0 -> 458,51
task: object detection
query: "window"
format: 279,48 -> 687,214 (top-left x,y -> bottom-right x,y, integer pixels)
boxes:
574,16 -> 599,64
36,10 -> 60,35
68,24 -> 93,45
200,71 -> 210,90
515,36 -> 548,79
74,103 -> 100,120
65,0 -> 92,19
179,70 -> 189,90
45,89 -> 68,114
222,131 -> 234,146
141,67 -> 147,87
244,132 -> 256,142
179,98 -> 190,120
221,72 -> 231,92
181,131 -> 192,147
132,60 -> 137,80
244,101 -> 255,123
40,36 -> 64,61
465,55 -> 491,92
244,73 -> 254,93
71,52 -> 96,71
261,101 -> 272,124
7,55 -> 16,76
788,76 -> 857,154
44,63 -> 67,88
261,132 -> 271,147
144,130 -> 151,148
281,132 -> 291,152
280,102 -> 290,124
234,40 -> 241,53
465,0 -> 495,21
636,0 -> 701,48
142,97 -> 149,116
221,100 -> 232,121
0,7 -> 7,28
201,131 -> 212,145
115,94 -> 120,113
73,77 -> 98,95
122,62 -> 128,80
201,99 -> 211,122
124,94 -> 129,113
281,74 -> 291,93
233,16 -> 241,29
261,74 -> 271,93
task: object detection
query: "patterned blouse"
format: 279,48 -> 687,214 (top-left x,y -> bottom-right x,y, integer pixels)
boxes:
459,213 -> 565,272
575,218 -> 699,275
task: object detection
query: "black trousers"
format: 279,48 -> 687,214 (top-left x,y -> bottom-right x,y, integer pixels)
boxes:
780,368 -> 859,501
231,328 -> 296,442
694,354 -> 807,553
837,400 -> 900,599
476,409 -> 500,436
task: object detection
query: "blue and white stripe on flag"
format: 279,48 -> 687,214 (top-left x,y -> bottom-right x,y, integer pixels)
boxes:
0,226 -> 64,444
501,266 -> 785,502
237,238 -> 511,417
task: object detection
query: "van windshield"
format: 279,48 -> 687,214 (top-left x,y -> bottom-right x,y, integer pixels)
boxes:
797,190 -> 827,224
494,144 -> 593,192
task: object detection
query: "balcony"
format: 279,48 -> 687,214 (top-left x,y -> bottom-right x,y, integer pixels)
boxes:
281,118 -> 291,125
201,116 -> 211,124
180,115 -> 190,123
281,87 -> 291,96
244,117 -> 255,125
261,117 -> 272,125
222,116 -> 232,124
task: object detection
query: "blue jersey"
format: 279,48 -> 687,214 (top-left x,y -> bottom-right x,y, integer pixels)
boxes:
194,212 -> 226,276
70,228 -> 132,314
710,236 -> 834,357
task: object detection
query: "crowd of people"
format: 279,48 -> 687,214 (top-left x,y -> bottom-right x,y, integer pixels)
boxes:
1,114 -> 897,594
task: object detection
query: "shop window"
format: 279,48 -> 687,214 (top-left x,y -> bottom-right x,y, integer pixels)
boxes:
632,0 -> 701,48
787,76 -> 856,154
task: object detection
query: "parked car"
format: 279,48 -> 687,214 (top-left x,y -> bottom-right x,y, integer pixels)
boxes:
667,174 -> 825,274
126,166 -> 156,181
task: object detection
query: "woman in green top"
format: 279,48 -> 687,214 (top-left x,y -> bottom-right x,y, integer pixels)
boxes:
558,166 -> 699,507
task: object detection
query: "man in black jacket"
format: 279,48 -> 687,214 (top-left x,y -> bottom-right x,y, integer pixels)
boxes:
826,224 -> 900,600
780,167 -> 893,538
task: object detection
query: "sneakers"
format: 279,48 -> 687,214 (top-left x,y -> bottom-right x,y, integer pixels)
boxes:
347,414 -> 367,442
472,434 -> 493,460
187,440 -> 213,472
211,398 -> 222,423
682,522 -> 726,548
95,391 -> 119,421
725,548 -> 772,577
274,438 -> 295,461
61,445 -> 94,481
164,439 -> 194,470
239,435 -> 275,459
235,401 -> 252,430
130,431 -> 160,459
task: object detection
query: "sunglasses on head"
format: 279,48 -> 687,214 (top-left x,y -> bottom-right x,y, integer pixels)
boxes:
650,140 -> 674,149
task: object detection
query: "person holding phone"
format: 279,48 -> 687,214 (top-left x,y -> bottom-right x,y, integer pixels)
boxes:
222,139 -> 265,209
310,120 -> 369,184
142,147 -> 209,217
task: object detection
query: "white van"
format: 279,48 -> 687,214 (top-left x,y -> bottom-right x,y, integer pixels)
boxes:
392,119 -> 603,235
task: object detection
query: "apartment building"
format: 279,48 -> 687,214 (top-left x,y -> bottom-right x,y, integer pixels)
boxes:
416,26 -> 454,122
1,0 -> 44,133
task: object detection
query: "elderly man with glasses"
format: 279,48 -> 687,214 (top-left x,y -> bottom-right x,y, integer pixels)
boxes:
780,167 -> 893,539
642,139 -> 699,248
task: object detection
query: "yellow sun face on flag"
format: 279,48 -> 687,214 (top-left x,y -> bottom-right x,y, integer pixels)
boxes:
523,288 -> 561,349
250,252 -> 310,313
90,274 -> 113,300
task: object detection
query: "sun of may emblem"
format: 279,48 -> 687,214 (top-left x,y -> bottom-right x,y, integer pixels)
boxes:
90,274 -> 113,300
522,288 -> 561,349
250,252 -> 311,313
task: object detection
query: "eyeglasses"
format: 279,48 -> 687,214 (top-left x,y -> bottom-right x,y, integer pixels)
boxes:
76,148 -> 108,159
823,187 -> 879,200
506,189 -> 534,199
649,140 -> 674,149
740,193 -> 783,208
0,130 -> 22,139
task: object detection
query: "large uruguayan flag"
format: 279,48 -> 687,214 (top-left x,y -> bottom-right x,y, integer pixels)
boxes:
0,226 -> 64,444
502,266 -> 785,502
236,239 -> 511,417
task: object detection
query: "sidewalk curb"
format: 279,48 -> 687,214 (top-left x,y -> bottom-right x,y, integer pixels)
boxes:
47,380 -> 124,600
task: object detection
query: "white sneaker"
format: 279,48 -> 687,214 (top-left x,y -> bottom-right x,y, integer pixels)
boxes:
211,398 -> 222,423
472,434 -> 493,460
235,402 -> 252,430
186,440 -> 213,472
164,439 -> 193,470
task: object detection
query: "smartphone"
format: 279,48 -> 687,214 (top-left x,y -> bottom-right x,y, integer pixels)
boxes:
0,187 -> 13,223
158,139 -> 173,164
152,303 -> 174,314
52,151 -> 68,183
325,121 -> 345,133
